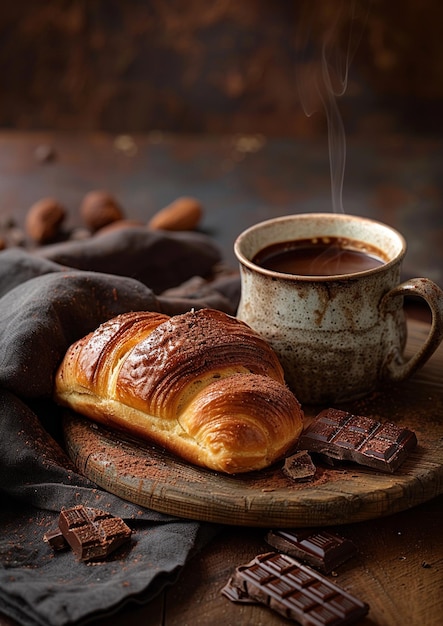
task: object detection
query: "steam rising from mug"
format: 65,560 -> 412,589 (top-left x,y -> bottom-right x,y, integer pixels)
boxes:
296,1 -> 370,213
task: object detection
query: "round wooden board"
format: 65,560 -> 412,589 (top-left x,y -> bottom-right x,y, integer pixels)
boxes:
63,319 -> 443,527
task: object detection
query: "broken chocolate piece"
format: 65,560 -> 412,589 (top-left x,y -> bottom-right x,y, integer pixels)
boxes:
298,408 -> 417,472
222,552 -> 369,625
58,505 -> 131,561
43,527 -> 68,551
265,529 -> 357,573
221,580 -> 256,604
283,450 -> 316,482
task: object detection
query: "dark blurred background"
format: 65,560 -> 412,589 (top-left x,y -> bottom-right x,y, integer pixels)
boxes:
1,0 -> 442,137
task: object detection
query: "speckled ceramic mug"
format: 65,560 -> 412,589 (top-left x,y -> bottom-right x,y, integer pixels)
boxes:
234,213 -> 443,404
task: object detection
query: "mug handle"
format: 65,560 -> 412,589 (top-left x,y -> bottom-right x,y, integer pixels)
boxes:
380,277 -> 443,382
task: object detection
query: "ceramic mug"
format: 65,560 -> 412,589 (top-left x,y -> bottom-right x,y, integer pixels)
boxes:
234,212 -> 443,404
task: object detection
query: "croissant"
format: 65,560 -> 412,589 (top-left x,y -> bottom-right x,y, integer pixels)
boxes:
54,308 -> 304,474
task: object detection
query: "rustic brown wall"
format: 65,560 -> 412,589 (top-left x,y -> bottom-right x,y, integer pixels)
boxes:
0,0 -> 441,136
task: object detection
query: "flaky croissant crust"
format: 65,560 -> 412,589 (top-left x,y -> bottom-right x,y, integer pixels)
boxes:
55,308 -> 304,473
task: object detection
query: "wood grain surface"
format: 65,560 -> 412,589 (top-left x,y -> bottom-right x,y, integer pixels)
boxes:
120,494 -> 442,626
63,318 -> 443,528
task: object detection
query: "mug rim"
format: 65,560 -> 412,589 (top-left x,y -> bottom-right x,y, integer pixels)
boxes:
234,212 -> 407,282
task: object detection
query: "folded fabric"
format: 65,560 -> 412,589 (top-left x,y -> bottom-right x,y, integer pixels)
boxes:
35,226 -> 222,293
0,235 -> 237,626
0,391 -> 217,626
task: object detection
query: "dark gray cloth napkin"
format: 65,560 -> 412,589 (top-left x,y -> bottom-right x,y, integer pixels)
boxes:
0,232 -> 240,626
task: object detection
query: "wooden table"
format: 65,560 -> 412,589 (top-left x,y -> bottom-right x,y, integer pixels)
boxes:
96,495 -> 443,626
0,130 -> 442,626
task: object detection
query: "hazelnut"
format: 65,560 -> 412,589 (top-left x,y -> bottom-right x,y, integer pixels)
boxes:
79,190 -> 124,232
148,196 -> 203,231
34,143 -> 56,163
95,219 -> 145,236
25,197 -> 66,244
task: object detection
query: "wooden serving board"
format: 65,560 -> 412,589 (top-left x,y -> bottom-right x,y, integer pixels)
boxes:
63,319 -> 443,527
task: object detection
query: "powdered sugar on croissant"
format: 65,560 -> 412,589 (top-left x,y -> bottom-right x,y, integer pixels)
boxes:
54,308 -> 304,473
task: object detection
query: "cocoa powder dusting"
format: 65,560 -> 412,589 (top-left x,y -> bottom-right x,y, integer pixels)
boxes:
64,414 -> 346,494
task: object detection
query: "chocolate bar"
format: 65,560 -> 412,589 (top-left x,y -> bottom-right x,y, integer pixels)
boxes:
266,529 -> 357,573
58,505 -> 132,561
283,450 -> 317,482
222,552 -> 369,625
298,408 -> 417,472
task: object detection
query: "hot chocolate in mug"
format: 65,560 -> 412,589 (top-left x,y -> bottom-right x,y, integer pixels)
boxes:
234,213 -> 443,404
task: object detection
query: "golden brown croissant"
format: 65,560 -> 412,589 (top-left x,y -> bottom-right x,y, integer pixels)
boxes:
54,308 -> 303,474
